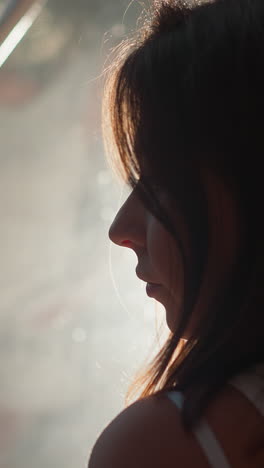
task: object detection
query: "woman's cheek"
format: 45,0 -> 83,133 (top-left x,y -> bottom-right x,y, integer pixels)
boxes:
149,222 -> 176,284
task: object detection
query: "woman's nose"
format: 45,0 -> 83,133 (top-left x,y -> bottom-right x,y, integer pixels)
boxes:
108,210 -> 139,248
108,193 -> 145,249
108,216 -> 132,247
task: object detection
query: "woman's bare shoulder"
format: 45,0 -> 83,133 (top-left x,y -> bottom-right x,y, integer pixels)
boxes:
87,384 -> 264,468
88,393 -> 210,468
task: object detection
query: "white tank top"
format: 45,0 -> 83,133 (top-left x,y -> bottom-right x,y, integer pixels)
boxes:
165,363 -> 264,468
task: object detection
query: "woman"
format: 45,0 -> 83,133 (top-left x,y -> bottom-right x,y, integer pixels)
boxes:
88,0 -> 264,466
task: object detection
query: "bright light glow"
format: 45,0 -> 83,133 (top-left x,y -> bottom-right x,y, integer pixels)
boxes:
72,327 -> 87,343
0,0 -> 47,68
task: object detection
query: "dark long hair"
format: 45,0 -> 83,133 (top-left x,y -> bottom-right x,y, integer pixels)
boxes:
103,0 -> 264,430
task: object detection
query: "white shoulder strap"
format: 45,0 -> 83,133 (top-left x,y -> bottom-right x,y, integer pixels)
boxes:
193,419 -> 231,468
166,390 -> 231,468
229,364 -> 264,417
166,366 -> 264,467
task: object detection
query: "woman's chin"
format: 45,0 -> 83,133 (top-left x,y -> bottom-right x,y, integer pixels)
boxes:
164,300 -> 184,333
165,307 -> 178,332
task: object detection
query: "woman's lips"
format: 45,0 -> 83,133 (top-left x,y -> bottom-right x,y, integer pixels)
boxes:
146,282 -> 162,297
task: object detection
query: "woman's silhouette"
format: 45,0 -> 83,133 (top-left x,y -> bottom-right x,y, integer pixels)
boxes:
89,0 -> 264,466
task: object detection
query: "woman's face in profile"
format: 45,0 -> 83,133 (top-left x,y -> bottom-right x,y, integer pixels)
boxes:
108,186 -> 185,332
109,170 -> 239,335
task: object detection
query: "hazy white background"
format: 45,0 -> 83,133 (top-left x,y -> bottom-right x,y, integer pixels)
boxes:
0,1 -> 168,466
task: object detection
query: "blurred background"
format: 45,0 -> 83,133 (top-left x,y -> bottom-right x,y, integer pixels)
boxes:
0,1 -> 169,467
